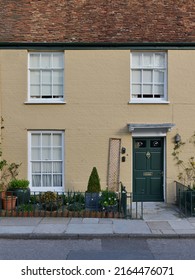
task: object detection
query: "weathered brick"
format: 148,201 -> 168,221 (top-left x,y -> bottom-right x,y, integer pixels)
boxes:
0,0 -> 194,42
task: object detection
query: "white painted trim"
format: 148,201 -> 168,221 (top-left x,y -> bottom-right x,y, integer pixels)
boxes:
24,101 -> 66,105
28,130 -> 65,193
28,52 -> 65,102
130,51 -> 168,103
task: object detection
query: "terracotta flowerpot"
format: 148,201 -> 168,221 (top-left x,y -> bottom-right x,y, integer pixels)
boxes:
2,196 -> 17,210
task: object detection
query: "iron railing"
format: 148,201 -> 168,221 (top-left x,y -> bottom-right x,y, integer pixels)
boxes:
0,186 -> 143,219
175,181 -> 195,217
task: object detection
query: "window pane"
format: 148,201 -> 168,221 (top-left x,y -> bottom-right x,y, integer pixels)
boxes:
42,162 -> 52,173
53,175 -> 62,187
53,148 -> 62,160
53,85 -> 63,96
41,54 -> 51,68
132,70 -> 141,83
150,140 -> 162,148
30,54 -> 40,68
32,162 -> 41,173
143,53 -> 153,67
143,84 -> 152,94
42,71 -> 51,84
53,70 -> 63,84
132,53 -> 142,67
132,84 -> 141,94
155,53 -> 165,67
135,140 -> 146,148
154,85 -> 164,94
30,85 -> 40,97
53,53 -> 63,68
53,162 -> 62,173
42,148 -> 51,160
154,70 -> 164,83
32,175 -> 41,187
31,134 -> 41,146
42,85 -> 52,96
30,71 -> 40,84
42,134 -> 51,146
143,70 -> 152,83
53,134 -> 62,146
43,175 -> 52,187
31,148 -> 41,160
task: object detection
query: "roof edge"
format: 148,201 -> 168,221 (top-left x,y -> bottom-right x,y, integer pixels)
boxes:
0,42 -> 195,50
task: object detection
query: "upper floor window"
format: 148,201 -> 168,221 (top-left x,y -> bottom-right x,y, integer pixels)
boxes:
130,52 -> 167,103
28,52 -> 64,102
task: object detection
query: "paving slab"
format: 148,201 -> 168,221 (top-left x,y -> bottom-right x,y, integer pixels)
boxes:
65,223 -> 113,235
147,221 -> 173,230
0,217 -> 42,226
33,224 -> 67,234
168,220 -> 195,230
113,220 -> 151,234
0,226 -> 34,234
40,217 -> 70,225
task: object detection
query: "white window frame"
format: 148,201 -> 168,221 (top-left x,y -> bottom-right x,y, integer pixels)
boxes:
28,52 -> 65,103
130,51 -> 168,103
28,131 -> 65,192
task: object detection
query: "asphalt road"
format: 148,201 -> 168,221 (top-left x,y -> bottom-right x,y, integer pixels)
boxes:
0,237 -> 195,260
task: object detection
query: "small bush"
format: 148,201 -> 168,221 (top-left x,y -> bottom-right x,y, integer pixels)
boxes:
8,179 -> 29,190
87,167 -> 101,192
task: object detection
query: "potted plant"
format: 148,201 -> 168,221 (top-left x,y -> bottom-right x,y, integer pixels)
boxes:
7,179 -> 30,205
2,194 -> 17,211
40,191 -> 63,211
85,167 -> 101,211
100,188 -> 118,213
0,153 -> 21,209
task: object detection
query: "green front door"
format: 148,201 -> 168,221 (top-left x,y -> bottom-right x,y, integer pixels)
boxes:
133,138 -> 164,202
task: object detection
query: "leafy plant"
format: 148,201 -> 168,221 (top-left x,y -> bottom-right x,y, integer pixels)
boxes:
172,132 -> 195,188
87,167 -> 101,193
17,204 -> 34,212
67,202 -> 85,212
64,192 -> 85,205
0,157 -> 21,191
99,189 -> 118,208
40,191 -> 63,211
8,179 -> 29,190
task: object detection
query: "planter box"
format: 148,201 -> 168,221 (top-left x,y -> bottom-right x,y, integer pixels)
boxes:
85,192 -> 101,211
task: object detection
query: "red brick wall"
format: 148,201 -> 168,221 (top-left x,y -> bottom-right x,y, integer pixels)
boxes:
0,0 -> 194,42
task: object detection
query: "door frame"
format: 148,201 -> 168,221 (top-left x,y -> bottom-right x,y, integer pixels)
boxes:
131,135 -> 166,202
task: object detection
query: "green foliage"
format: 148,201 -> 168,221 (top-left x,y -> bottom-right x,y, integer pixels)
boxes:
40,191 -> 63,211
8,179 -> 29,190
0,158 -> 21,191
100,189 -> 118,207
17,204 -> 34,212
67,202 -> 85,212
172,133 -> 195,187
40,191 -> 58,203
64,192 -> 85,205
87,167 -> 101,193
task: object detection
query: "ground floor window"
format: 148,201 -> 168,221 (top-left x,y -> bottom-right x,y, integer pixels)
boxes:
28,131 -> 64,192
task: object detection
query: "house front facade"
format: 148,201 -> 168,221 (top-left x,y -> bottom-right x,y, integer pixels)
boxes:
0,1 -> 195,203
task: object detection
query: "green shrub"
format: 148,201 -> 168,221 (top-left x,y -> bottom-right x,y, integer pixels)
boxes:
87,167 -> 101,192
8,179 -> 29,190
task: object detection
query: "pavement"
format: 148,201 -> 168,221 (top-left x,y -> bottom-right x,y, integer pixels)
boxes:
0,202 -> 195,239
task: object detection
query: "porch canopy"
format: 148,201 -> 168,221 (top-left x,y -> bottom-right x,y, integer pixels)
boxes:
127,123 -> 175,136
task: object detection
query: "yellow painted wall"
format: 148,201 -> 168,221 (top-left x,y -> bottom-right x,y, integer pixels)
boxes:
0,49 -> 195,203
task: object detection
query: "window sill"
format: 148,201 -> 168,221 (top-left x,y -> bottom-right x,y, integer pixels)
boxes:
129,100 -> 170,104
24,101 -> 66,105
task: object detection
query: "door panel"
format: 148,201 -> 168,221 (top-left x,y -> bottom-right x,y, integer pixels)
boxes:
133,138 -> 164,202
